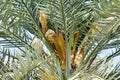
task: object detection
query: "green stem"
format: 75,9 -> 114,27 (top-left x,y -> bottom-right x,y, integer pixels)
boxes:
65,35 -> 72,78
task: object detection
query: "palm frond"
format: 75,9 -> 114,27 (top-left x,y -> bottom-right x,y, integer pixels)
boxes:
0,0 -> 120,80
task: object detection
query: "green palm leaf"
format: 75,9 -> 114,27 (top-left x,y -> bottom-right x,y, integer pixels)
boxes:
0,0 -> 120,80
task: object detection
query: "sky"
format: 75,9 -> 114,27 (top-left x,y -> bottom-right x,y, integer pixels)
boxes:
99,48 -> 120,64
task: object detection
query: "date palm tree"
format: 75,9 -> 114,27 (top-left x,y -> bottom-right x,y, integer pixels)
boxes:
0,0 -> 120,80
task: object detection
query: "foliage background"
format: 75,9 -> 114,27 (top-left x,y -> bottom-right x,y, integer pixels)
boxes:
0,0 -> 120,80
